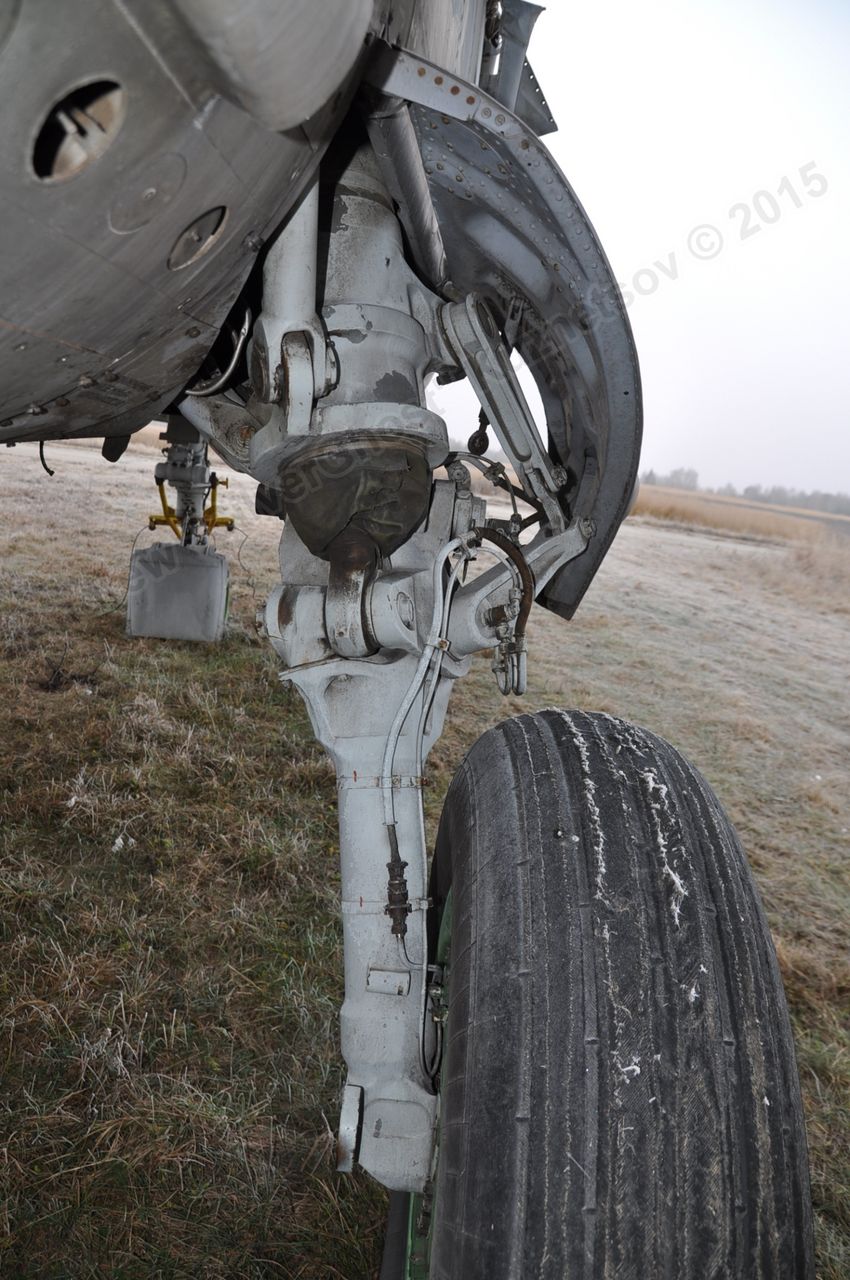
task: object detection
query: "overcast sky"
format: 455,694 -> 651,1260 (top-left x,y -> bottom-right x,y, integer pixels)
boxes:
438,0 -> 849,493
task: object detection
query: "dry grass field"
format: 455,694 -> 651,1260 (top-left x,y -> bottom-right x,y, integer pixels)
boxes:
1,440 -> 847,1277
634,482 -> 850,546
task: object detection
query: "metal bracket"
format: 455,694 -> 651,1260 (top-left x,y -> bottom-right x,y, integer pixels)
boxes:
440,293 -> 565,531
324,536 -> 379,659
149,438 -> 233,545
446,520 -> 590,656
278,331 -> 315,434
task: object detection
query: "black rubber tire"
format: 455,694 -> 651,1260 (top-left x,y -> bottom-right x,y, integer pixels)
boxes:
429,710 -> 813,1279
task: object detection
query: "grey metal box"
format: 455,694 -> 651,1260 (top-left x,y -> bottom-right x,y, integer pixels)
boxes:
127,543 -> 229,642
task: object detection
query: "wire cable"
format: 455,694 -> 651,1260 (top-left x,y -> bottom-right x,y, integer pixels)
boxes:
409,549 -> 473,1084
449,450 -> 543,520
383,534 -> 530,1082
96,525 -> 151,616
39,441 -> 55,477
377,539 -> 466,1087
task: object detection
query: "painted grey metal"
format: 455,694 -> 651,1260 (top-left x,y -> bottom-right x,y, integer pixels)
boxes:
288,650 -> 441,1192
264,488 -> 589,1191
246,171 -> 335,462
235,147 -> 479,1187
154,441 -> 211,530
0,0 -> 491,452
484,0 -> 543,117
171,0 -> 375,132
249,174 -> 593,1179
126,543 -> 229,642
178,393 -> 258,475
0,1 -> 323,446
126,423 -> 229,641
514,59 -> 557,138
365,43 -> 642,618
245,145 -> 450,490
439,293 -> 566,530
366,101 -> 451,294
404,0 -> 488,86
336,1082 -> 363,1175
264,483 -> 476,1192
168,93 -> 620,1189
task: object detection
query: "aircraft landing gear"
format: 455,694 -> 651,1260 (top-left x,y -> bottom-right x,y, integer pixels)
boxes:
126,417 -> 233,643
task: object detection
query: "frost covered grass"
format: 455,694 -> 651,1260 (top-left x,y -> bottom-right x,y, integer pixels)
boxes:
2,443 -> 848,1277
1,445 -> 388,1277
520,520 -> 850,1279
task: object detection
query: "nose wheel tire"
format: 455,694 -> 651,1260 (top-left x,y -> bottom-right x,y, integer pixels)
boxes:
390,709 -> 813,1279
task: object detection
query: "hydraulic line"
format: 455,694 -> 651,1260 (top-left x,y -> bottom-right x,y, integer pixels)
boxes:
473,525 -> 534,639
379,538 -> 465,831
378,538 -> 466,1091
381,531 -> 532,1082
450,449 -> 544,521
412,548 -> 473,781
185,308 -> 252,398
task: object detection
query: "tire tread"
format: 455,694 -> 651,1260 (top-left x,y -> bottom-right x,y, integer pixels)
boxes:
430,710 -> 813,1279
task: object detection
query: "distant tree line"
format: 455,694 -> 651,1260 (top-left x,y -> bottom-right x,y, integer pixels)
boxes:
640,468 -> 850,516
641,467 -> 699,491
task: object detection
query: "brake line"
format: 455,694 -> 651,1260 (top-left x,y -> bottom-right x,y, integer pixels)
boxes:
473,526 -> 534,638
381,539 -> 467,952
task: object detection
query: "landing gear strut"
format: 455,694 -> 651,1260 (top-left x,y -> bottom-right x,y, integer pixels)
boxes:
165,40 -> 812,1277
126,418 -> 233,643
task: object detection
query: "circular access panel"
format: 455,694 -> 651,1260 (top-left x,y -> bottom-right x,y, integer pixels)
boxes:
109,153 -> 188,234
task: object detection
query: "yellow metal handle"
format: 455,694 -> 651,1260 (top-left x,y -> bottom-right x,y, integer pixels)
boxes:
148,477 -> 234,538
203,475 -> 235,532
149,481 -> 182,539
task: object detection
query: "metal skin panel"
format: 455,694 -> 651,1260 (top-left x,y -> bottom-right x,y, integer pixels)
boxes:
0,0 -> 372,447
172,0 -> 375,132
0,0 -> 487,452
